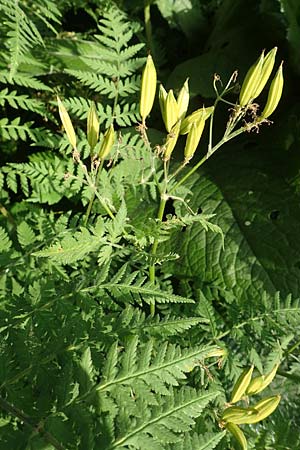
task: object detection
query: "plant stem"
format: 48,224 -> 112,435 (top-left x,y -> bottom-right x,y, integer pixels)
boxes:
0,397 -> 65,450
149,160 -> 168,315
140,125 -> 160,191
144,1 -> 154,55
149,196 -> 167,315
170,127 -> 245,194
84,159 -> 114,224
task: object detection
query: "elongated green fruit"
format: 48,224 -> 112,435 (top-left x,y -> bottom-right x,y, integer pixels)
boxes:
98,124 -> 115,159
87,101 -> 99,150
226,423 -> 247,450
260,62 -> 284,119
57,96 -> 77,150
164,89 -> 179,132
163,120 -> 181,161
177,78 -> 189,120
159,84 -> 168,122
140,54 -> 157,124
253,47 -> 277,98
246,363 -> 279,395
180,106 -> 214,135
230,365 -> 254,403
244,395 -> 281,424
184,114 -> 205,163
205,347 -> 227,359
260,363 -> 279,392
222,406 -> 258,425
239,51 -> 265,106
246,375 -> 264,396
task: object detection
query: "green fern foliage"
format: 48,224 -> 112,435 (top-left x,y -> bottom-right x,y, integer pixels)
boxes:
0,226 -> 12,252
65,5 -> 144,126
0,1 -> 298,449
0,0 -> 60,78
169,431 -> 226,450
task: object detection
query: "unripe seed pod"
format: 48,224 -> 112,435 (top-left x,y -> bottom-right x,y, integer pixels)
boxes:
245,375 -> 264,396
140,54 -> 157,124
98,124 -> 115,159
230,365 -> 254,404
87,101 -> 99,151
163,120 -> 181,161
222,406 -> 258,425
243,395 -> 281,424
246,363 -> 279,396
159,84 -> 168,121
205,347 -> 227,359
253,47 -> 277,98
164,89 -> 179,132
259,363 -> 279,392
57,96 -> 77,150
177,78 -> 189,120
225,423 -> 247,450
260,62 -> 284,119
180,106 -> 214,135
184,113 -> 205,163
239,50 -> 265,106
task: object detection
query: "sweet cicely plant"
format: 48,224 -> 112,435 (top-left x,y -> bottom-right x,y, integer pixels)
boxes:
137,49 -> 283,312
58,48 -> 283,317
56,48 -> 283,449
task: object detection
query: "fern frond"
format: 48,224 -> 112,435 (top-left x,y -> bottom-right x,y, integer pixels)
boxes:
230,291 -> 300,337
109,388 -> 219,449
96,338 -> 222,395
195,291 -> 218,338
32,228 -> 102,264
117,306 -> 209,337
0,226 -> 12,253
113,102 -> 140,126
97,268 -> 194,306
0,70 -> 51,91
2,0 -> 44,78
62,96 -> 91,120
0,117 -> 35,141
62,4 -> 144,129
170,431 -> 226,450
0,0 -> 60,78
0,88 -> 48,117
2,153 -> 84,203
17,222 -> 36,249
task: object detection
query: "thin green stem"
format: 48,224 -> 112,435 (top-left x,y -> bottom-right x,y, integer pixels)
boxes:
84,159 -> 114,224
286,338 -> 300,355
149,160 -> 169,315
170,154 -> 207,194
208,73 -> 237,153
140,125 -> 160,191
168,162 -> 186,183
144,1 -> 154,55
170,127 -> 245,194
